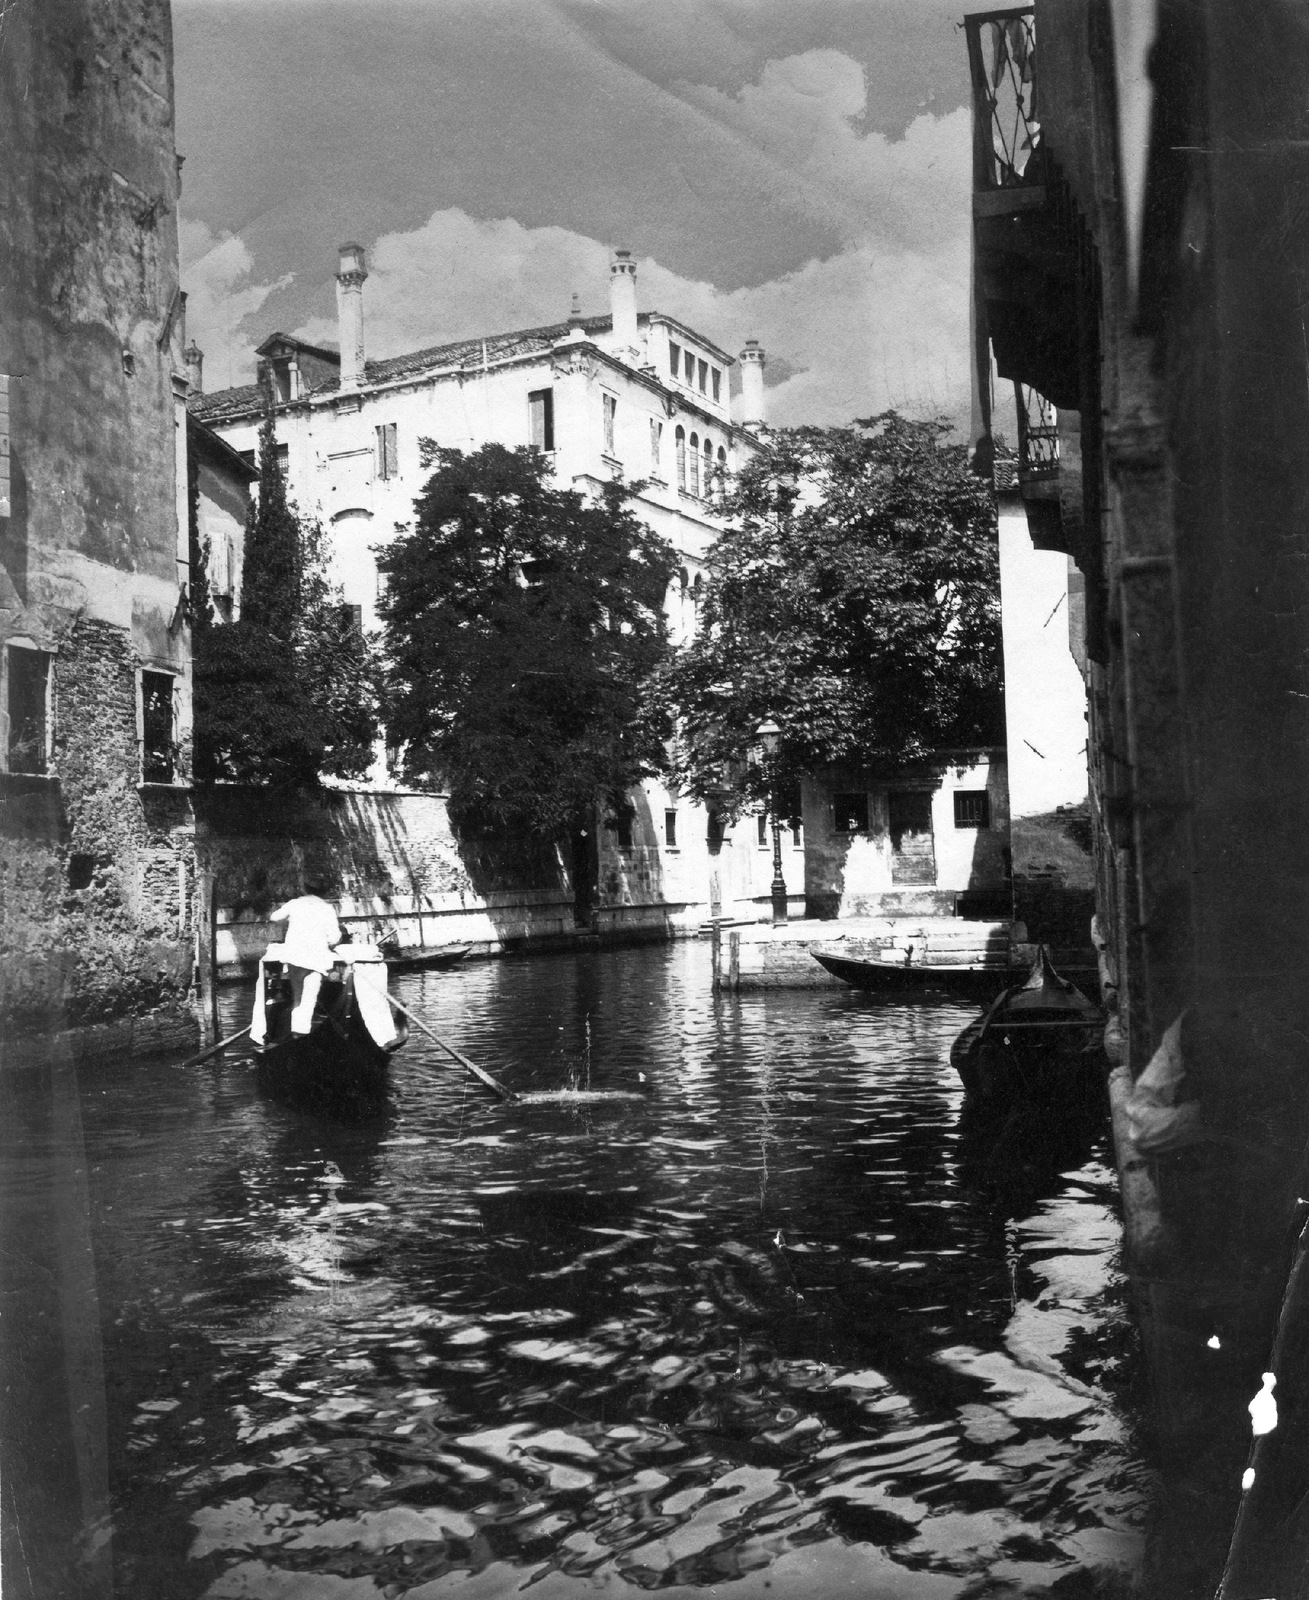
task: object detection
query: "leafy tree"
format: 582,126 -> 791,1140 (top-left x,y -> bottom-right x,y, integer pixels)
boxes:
378,442 -> 676,837
192,403 -> 380,786
662,412 -> 1003,806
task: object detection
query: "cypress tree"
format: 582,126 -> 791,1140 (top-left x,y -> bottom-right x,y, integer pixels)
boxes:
239,400 -> 301,635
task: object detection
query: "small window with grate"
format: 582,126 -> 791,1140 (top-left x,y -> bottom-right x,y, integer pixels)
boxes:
141,671 -> 175,783
833,792 -> 869,834
953,790 -> 990,828
7,646 -> 50,774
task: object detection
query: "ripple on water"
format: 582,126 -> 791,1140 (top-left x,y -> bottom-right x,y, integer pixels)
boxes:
57,941 -> 1148,1597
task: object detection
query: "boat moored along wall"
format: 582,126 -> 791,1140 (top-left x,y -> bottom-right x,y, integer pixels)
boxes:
965,3 -> 1309,1591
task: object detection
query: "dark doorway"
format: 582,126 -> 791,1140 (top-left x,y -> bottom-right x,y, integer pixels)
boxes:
571,828 -> 596,929
889,790 -> 936,885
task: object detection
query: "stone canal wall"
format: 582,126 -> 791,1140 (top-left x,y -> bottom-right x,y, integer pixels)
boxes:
197,785 -> 699,980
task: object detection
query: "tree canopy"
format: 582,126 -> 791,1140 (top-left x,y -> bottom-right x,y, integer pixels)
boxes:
377,442 -> 676,837
661,413 -> 1003,806
192,407 -> 381,786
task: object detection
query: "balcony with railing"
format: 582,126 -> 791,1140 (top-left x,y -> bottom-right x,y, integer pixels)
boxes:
965,9 -> 1041,201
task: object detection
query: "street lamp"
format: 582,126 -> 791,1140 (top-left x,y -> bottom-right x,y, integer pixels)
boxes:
755,718 -> 788,925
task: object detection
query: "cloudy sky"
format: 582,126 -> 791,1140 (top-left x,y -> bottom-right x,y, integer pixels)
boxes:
174,0 -> 975,430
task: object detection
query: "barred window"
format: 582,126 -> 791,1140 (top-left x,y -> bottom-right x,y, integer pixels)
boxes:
953,790 -> 991,828
7,645 -> 50,775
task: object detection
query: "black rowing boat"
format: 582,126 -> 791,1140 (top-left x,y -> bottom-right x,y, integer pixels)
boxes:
251,949 -> 407,1113
811,949 -> 1021,999
949,947 -> 1104,1109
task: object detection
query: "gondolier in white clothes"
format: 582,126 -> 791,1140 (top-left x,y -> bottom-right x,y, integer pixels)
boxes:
250,882 -> 344,1043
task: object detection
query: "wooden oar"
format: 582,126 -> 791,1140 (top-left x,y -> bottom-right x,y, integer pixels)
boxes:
176,1024 -> 251,1070
373,987 -> 518,1104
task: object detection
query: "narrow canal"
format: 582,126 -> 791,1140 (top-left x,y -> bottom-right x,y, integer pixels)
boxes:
51,943 -> 1149,1596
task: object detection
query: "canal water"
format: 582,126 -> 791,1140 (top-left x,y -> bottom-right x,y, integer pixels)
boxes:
48,943 -> 1148,1596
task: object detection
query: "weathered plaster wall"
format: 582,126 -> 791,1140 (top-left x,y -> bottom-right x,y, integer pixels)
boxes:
802,753 -> 1010,920
998,491 -> 1089,824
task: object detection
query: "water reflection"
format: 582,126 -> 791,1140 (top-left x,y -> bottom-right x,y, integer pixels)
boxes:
66,942 -> 1146,1596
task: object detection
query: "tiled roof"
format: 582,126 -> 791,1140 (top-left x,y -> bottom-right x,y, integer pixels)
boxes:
189,309 -> 735,423
190,383 -> 266,424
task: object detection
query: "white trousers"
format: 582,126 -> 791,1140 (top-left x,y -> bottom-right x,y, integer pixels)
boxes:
251,963 -> 324,1042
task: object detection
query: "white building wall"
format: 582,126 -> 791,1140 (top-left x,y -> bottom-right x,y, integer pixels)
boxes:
998,491 -> 1089,818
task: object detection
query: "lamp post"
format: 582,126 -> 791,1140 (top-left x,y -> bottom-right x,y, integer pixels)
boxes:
755,718 -> 788,925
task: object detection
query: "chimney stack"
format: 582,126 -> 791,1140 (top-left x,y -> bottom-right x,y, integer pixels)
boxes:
609,249 -> 638,351
336,242 -> 368,391
739,340 -> 766,428
183,341 -> 203,396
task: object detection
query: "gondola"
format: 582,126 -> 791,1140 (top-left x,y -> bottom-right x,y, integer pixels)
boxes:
949,947 -> 1104,1110
251,944 -> 407,1113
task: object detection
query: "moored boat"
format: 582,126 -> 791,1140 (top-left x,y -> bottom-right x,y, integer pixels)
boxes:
949,947 -> 1104,1110
811,948 -> 1023,999
251,943 -> 407,1112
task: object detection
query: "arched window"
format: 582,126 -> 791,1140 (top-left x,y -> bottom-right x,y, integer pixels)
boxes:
703,435 -> 713,499
675,426 -> 686,491
716,446 -> 727,505
689,432 -> 700,497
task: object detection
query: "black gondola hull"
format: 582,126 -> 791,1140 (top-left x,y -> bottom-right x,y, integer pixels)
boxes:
812,951 -> 1023,1000
949,949 -> 1105,1111
251,963 -> 406,1115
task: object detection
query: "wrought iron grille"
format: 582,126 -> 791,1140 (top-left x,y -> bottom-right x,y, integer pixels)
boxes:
1015,382 -> 1059,478
965,9 -> 1039,190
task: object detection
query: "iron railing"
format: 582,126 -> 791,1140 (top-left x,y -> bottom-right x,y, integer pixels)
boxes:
964,9 -> 1039,191
1015,381 -> 1059,479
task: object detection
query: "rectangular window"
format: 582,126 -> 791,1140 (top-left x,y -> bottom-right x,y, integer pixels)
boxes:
7,646 -> 50,774
684,349 -> 695,384
953,790 -> 991,828
613,808 -> 634,849
668,340 -> 681,378
650,418 -> 663,476
603,393 -> 617,456
757,812 -> 768,847
375,421 -> 398,480
528,388 -> 555,452
711,368 -> 721,402
664,809 -> 677,848
140,670 -> 175,783
833,792 -> 869,834
790,820 -> 803,847
697,359 -> 708,394
341,603 -> 363,631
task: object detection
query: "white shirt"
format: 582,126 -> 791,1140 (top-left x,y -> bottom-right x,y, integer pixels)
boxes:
268,895 -> 342,973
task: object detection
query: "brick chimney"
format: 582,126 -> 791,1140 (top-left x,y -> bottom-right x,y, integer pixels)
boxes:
336,242 -> 368,391
609,249 -> 638,351
184,341 -> 203,396
739,340 -> 766,428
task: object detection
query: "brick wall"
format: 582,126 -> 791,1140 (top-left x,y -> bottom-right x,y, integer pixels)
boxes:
0,618 -> 196,1037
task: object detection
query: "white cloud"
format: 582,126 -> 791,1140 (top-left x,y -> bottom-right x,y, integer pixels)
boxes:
186,51 -> 972,429
179,218 -> 291,392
